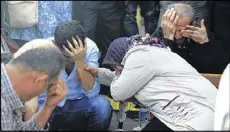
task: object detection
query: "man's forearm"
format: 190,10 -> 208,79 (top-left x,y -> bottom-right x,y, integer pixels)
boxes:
75,59 -> 95,92
33,105 -> 55,129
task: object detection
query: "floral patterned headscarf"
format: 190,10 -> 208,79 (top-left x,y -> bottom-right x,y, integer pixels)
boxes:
102,34 -> 167,65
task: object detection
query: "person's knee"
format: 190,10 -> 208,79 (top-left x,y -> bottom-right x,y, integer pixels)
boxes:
90,95 -> 112,120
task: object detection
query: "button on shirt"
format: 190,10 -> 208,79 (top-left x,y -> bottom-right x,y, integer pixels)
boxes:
1,63 -> 43,131
38,37 -> 100,109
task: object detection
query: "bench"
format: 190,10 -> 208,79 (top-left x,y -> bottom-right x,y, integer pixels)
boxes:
201,73 -> 222,88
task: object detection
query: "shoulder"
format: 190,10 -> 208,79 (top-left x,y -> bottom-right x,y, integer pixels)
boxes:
86,38 -> 98,49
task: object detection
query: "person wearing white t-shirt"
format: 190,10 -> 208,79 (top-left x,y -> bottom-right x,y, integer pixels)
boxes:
214,64 -> 230,131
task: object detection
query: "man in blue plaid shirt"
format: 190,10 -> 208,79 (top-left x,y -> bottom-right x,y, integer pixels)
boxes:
1,39 -> 67,131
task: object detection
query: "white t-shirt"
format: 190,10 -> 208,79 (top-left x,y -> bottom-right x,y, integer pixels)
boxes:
98,46 -> 217,131
214,64 -> 230,131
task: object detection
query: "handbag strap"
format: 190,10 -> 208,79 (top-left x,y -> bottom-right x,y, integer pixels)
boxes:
1,30 -> 18,53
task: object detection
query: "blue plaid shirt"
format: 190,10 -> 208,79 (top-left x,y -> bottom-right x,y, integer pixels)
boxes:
1,63 -> 43,131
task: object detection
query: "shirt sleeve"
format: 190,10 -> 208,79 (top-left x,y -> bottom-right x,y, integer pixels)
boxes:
1,100 -> 12,130
98,68 -> 116,86
1,99 -> 44,131
19,116 -> 45,131
110,49 -> 157,101
81,46 -> 100,97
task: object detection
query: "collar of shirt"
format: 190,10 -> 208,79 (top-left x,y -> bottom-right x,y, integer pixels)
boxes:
1,63 -> 24,112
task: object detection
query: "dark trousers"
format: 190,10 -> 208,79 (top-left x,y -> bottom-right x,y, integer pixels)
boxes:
142,117 -> 173,131
124,1 -> 160,37
48,96 -> 112,131
81,5 -> 124,65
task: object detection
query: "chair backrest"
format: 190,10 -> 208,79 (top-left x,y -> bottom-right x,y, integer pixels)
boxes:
201,73 -> 222,88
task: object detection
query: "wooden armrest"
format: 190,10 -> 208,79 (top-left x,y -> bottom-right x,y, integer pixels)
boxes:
201,73 -> 222,88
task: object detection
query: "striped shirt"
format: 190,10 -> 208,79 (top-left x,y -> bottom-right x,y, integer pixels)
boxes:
1,63 -> 43,131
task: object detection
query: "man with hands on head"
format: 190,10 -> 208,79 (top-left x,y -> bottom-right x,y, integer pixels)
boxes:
1,39 -> 67,131
38,20 -> 112,131
152,3 -> 227,73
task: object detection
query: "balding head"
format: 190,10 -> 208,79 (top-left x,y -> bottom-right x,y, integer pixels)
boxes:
9,39 -> 65,81
13,39 -> 57,59
166,3 -> 194,22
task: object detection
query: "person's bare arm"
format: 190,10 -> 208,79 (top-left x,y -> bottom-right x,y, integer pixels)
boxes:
75,59 -> 95,92
24,96 -> 38,121
63,36 -> 95,92
33,78 -> 67,129
5,78 -> 68,130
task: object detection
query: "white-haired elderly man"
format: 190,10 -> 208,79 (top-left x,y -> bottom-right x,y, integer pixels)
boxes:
152,3 -> 228,74
1,39 -> 67,131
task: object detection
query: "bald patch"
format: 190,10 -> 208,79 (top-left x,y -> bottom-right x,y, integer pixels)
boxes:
13,39 -> 58,59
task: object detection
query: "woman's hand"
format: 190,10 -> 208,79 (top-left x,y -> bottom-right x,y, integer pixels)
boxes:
84,66 -> 98,77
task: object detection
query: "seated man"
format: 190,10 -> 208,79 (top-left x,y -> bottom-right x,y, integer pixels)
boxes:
1,39 -> 67,130
152,3 -> 228,74
38,20 -> 112,130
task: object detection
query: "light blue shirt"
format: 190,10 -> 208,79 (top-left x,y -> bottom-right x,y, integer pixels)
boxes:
38,38 -> 100,109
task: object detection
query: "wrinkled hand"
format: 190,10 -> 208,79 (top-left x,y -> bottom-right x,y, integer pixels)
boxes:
181,19 -> 209,44
63,36 -> 87,62
45,78 -> 67,108
161,8 -> 179,40
84,66 -> 98,77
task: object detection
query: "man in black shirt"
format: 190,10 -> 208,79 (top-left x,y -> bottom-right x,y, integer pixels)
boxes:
152,3 -> 228,73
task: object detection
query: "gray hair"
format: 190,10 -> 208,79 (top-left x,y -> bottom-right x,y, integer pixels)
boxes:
8,39 -> 65,82
166,3 -> 194,22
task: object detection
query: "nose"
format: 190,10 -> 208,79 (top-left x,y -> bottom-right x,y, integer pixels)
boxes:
175,31 -> 183,40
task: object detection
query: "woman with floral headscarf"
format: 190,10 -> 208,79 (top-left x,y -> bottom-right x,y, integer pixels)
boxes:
85,34 -> 217,131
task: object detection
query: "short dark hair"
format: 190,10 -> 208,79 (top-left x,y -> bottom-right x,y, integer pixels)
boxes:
54,20 -> 86,51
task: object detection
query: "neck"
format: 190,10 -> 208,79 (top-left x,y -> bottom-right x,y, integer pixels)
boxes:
5,64 -> 28,101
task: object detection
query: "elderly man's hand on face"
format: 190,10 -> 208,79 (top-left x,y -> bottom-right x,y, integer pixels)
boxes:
181,19 -> 209,44
45,78 -> 67,109
161,8 -> 179,40
62,36 -> 87,62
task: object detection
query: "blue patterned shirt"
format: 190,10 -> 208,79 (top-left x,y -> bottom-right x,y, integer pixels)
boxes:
8,1 -> 72,41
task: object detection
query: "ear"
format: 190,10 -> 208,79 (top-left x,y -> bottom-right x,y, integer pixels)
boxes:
33,73 -> 49,86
